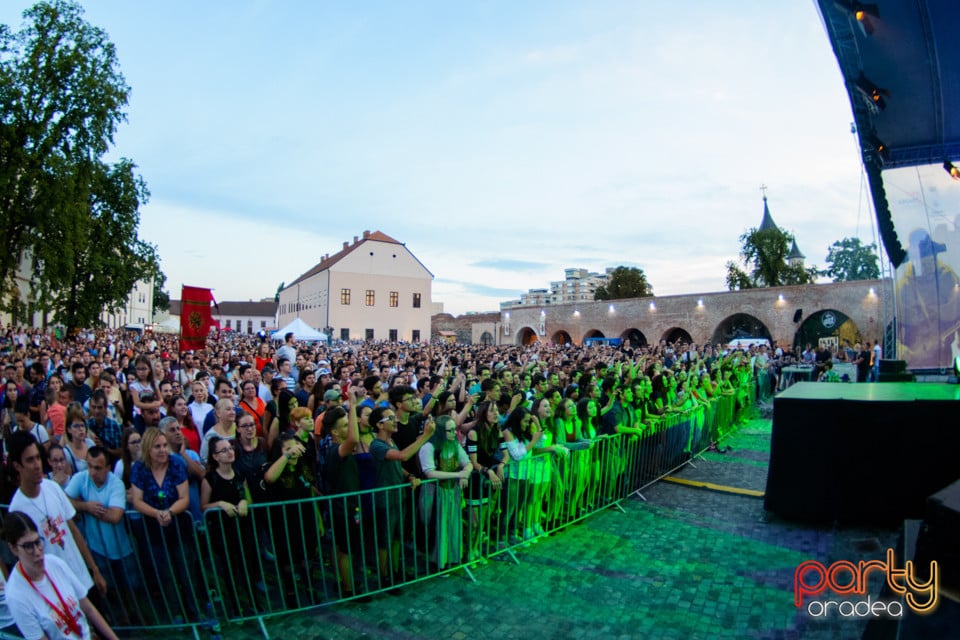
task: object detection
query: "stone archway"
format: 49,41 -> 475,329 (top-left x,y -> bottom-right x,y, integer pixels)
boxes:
711,313 -> 773,346
794,309 -> 862,351
516,326 -> 539,345
662,327 -> 693,345
620,328 -> 648,347
551,330 -> 572,345
480,331 -> 494,345
583,329 -> 605,342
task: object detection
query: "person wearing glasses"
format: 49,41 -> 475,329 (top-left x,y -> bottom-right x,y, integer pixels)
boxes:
3,511 -> 118,640
201,436 -> 260,615
46,444 -> 73,489
368,405 -> 435,591
62,404 -> 95,475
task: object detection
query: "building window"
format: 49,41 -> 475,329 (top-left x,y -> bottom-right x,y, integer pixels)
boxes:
340,328 -> 350,341
365,290 -> 375,306
389,329 -> 398,341
261,320 -> 267,328
365,328 -> 374,341
341,289 -> 351,305
247,320 -> 253,334
389,291 -> 398,308
412,329 -> 421,342
225,319 -> 231,329
412,293 -> 421,308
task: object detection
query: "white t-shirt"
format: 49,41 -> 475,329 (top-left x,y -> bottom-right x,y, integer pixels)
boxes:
6,555 -> 91,640
9,480 -> 94,594
188,402 -> 213,432
0,569 -> 16,631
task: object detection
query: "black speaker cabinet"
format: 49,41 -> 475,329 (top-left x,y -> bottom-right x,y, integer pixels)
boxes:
880,359 -> 907,374
914,478 -> 960,591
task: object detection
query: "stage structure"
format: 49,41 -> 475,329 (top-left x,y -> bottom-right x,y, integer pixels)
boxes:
817,0 -> 960,373
764,382 -> 960,523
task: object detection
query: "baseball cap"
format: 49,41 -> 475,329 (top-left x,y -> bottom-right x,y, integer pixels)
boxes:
318,367 -> 332,376
323,389 -> 342,401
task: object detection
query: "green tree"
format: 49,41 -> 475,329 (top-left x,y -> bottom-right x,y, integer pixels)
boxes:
594,266 -> 653,300
152,271 -> 170,313
38,159 -> 159,329
823,237 -> 880,282
726,227 -> 817,290
274,281 -> 285,303
0,1 -> 160,327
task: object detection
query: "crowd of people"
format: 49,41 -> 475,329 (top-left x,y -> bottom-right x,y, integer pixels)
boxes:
0,325 -> 765,633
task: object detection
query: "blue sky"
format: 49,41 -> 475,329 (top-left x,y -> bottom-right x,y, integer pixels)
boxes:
1,1 -> 878,315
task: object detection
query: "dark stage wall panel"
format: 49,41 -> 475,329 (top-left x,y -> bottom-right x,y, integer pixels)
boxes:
764,383 -> 960,522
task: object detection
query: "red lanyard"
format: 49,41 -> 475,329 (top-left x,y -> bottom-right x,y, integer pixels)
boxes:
18,563 -> 83,637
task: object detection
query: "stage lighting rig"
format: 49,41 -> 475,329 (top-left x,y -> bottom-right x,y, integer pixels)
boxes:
855,73 -> 889,112
835,1 -> 880,35
865,134 -> 889,162
945,160 -> 960,181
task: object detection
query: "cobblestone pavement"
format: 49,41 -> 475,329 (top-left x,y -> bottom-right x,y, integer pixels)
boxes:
156,416 -> 915,639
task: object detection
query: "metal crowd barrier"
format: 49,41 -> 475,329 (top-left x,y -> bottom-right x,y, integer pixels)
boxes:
0,382 -> 755,639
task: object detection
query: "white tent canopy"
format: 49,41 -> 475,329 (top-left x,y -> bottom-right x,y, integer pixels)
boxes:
270,317 -> 327,342
154,317 -> 180,334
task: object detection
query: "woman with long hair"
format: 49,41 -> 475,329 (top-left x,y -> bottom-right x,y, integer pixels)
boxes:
530,397 -> 568,531
238,380 -> 266,438
200,436 -> 260,615
130,427 -> 205,620
465,401 -> 504,560
170,395 -> 201,453
234,412 -> 268,503
45,443 -> 73,489
62,403 -> 95,474
418,415 -> 471,569
266,389 -> 298,451
575,397 -> 602,513
500,407 -> 541,542
129,356 -> 161,418
1,380 -> 19,440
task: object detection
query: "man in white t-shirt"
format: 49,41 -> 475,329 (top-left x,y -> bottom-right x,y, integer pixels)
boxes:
7,431 -> 106,596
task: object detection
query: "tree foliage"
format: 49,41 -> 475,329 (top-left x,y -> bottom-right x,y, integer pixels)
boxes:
823,237 -> 880,282
725,227 -> 817,290
152,271 -> 170,313
594,266 -> 653,300
0,0 -> 161,328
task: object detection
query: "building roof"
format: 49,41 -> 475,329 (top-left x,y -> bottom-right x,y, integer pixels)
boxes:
283,230 -> 432,291
758,196 -> 779,232
169,300 -> 276,317
787,239 -> 805,261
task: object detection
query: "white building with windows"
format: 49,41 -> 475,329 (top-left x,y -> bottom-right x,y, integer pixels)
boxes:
502,267 -> 611,309
100,278 -> 155,330
276,230 -> 433,342
164,299 -> 277,335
